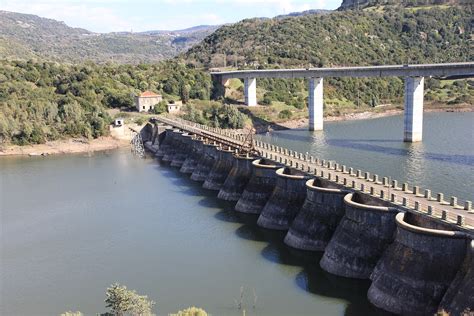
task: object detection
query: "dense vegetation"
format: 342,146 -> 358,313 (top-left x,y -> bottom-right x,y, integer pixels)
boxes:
0,59 -> 211,144
339,0 -> 471,10
1,6 -> 472,146
186,7 -> 471,68
181,101 -> 248,129
0,11 -> 217,64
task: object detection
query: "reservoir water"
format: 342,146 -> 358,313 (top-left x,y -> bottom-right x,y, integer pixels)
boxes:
1,112 -> 473,316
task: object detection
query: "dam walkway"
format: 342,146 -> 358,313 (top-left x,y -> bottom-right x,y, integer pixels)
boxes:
154,116 -> 473,231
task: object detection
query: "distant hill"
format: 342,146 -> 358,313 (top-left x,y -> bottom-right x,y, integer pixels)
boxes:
139,25 -> 219,36
338,0 -> 471,10
0,11 -> 217,64
274,9 -> 332,19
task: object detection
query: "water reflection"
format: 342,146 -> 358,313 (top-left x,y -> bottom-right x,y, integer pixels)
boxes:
257,113 -> 474,200
267,133 -> 474,167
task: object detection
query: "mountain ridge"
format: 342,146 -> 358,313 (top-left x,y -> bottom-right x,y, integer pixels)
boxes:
0,10 -> 217,63
338,0 -> 471,10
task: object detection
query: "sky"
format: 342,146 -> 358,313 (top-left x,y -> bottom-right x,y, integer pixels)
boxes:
1,0 -> 342,33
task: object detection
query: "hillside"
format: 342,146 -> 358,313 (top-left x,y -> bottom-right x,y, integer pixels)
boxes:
184,7 -> 472,68
183,6 -> 472,123
0,11 -> 217,64
0,59 -> 211,145
339,0 -> 471,10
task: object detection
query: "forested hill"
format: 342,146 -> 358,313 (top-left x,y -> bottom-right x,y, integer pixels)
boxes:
339,0 -> 471,10
183,6 -> 472,69
0,11 -> 217,64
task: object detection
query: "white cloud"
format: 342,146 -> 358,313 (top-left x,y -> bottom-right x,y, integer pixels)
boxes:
1,0 -> 333,33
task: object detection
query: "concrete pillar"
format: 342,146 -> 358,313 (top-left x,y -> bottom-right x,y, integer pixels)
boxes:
404,77 -> 424,142
308,77 -> 324,131
244,77 -> 257,106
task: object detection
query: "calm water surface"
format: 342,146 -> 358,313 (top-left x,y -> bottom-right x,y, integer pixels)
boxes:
1,112 -> 472,316
258,112 -> 473,201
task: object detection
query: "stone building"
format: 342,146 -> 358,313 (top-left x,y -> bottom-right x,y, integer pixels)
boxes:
167,101 -> 183,113
135,91 -> 162,112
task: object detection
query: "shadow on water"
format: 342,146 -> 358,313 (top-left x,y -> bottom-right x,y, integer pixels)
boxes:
238,221 -> 390,315
296,263 -> 395,316
153,157 -> 392,316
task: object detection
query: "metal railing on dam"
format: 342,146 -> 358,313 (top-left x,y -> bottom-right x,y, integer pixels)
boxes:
152,115 -> 473,231
143,116 -> 473,315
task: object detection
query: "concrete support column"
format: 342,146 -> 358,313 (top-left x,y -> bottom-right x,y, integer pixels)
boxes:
244,77 -> 257,106
404,77 -> 424,142
308,77 -> 324,131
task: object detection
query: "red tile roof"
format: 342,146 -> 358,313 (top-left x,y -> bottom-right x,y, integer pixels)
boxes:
139,91 -> 161,97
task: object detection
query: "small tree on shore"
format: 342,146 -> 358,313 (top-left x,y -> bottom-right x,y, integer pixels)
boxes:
169,307 -> 208,316
105,283 -> 155,316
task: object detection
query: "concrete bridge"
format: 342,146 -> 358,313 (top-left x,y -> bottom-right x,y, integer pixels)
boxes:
211,62 -> 474,142
141,116 -> 473,315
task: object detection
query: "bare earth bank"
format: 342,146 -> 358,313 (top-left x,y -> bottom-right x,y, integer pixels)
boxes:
256,106 -> 473,132
0,136 -> 130,157
2,107 -> 472,156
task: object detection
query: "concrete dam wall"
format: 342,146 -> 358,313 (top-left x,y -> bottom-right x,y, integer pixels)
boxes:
142,120 -> 473,315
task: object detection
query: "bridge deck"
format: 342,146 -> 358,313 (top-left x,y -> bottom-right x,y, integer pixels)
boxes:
155,116 -> 474,233
211,62 -> 474,80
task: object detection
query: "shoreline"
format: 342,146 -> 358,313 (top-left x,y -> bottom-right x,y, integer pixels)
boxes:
0,136 -> 130,157
254,106 -> 473,132
2,106 -> 472,157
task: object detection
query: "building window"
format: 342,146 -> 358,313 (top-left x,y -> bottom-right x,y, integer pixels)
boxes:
142,106 -> 145,110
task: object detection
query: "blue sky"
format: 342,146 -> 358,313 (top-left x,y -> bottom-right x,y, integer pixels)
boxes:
1,0 -> 342,33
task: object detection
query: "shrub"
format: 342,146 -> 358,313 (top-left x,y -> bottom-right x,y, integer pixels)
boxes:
278,109 -> 293,119
153,100 -> 168,114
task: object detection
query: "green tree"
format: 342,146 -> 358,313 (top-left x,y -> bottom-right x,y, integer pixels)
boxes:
180,84 -> 191,104
105,283 -> 155,316
153,100 -> 168,114
60,312 -> 83,316
169,307 -> 208,316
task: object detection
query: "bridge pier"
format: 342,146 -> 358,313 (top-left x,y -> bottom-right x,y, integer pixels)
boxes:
244,78 -> 257,106
203,146 -> 235,191
284,178 -> 350,251
190,141 -> 219,182
180,136 -> 204,174
368,212 -> 468,315
257,167 -> 310,230
218,153 -> 256,201
235,159 -> 280,214
439,240 -> 474,315
320,192 -> 399,279
308,77 -> 324,131
404,76 -> 424,142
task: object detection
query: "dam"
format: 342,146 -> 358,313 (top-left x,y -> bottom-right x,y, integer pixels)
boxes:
142,115 -> 473,315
